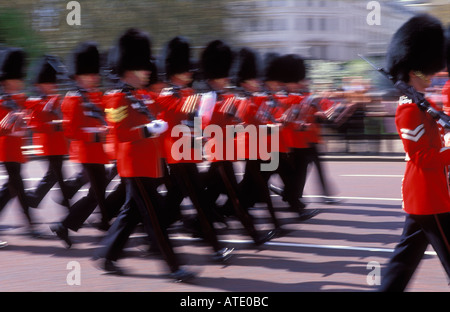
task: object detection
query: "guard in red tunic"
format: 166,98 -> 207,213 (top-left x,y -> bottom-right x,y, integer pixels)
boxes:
25,55 -> 72,210
51,42 -> 110,247
230,47 -> 280,239
378,14 -> 450,292
153,36 -> 233,257
94,28 -> 196,282
0,47 -> 40,237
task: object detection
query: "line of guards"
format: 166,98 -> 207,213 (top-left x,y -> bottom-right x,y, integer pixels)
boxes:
0,28 -> 338,282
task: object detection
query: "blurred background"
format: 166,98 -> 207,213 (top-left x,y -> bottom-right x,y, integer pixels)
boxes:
1,0 -> 450,155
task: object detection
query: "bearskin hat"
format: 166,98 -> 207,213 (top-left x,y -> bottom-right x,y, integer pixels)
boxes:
34,55 -> 66,84
164,36 -> 191,79
114,28 -> 152,77
69,41 -> 99,77
201,40 -> 234,80
386,14 -> 445,82
236,47 -> 261,85
263,52 -> 283,82
278,54 -> 306,83
0,47 -> 26,81
445,25 -> 450,76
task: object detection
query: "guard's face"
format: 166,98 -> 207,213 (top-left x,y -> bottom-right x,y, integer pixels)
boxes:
2,79 -> 24,93
37,83 -> 57,95
76,74 -> 100,90
172,72 -> 193,86
409,71 -> 433,92
133,70 -> 151,88
241,79 -> 261,93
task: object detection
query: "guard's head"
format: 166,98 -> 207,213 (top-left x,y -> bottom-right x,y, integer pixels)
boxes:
201,39 -> 234,81
164,36 -> 192,83
115,28 -> 152,78
386,14 -> 445,83
236,47 -> 261,89
0,47 -> 26,82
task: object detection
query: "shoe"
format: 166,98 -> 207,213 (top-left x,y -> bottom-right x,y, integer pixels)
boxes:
269,184 -> 285,198
324,197 -> 340,205
298,209 -> 320,221
50,223 -> 72,248
254,230 -> 276,246
99,259 -> 124,275
212,247 -> 234,262
170,268 -> 196,283
27,227 -> 45,239
0,239 -> 7,248
96,220 -> 110,232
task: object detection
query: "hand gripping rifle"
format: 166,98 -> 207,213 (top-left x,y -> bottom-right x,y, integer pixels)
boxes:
358,54 -> 450,129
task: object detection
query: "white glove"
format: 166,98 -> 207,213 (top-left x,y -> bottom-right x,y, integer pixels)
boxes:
145,119 -> 168,135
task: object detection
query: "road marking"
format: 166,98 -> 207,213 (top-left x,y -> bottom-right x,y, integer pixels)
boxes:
340,174 -> 403,178
133,234 -> 437,256
270,194 -> 403,202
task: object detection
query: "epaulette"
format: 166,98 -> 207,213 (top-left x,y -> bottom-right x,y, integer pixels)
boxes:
399,95 -> 413,106
65,90 -> 81,97
159,87 -> 175,97
26,96 -> 43,101
252,92 -> 266,97
104,89 -> 123,95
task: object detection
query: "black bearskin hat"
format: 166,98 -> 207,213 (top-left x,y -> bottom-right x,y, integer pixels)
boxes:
445,25 -> 450,76
236,47 -> 261,85
386,14 -> 445,82
34,55 -> 67,84
69,41 -> 99,77
201,40 -> 233,80
0,47 -> 26,81
164,36 -> 191,79
263,53 -> 283,82
114,28 -> 152,77
278,54 -> 306,83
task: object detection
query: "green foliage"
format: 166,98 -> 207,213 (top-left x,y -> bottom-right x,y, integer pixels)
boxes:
0,7 -> 46,59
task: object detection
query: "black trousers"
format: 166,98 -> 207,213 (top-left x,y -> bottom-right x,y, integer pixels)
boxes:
94,177 -> 181,273
305,144 -> 331,198
379,212 -> 450,292
238,159 -> 280,229
0,162 -> 32,225
166,162 -> 222,252
62,163 -> 107,231
27,155 -> 72,208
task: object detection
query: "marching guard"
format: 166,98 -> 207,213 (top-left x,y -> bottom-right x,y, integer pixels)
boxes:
0,47 -> 41,237
25,55 -> 72,210
51,42 -> 110,247
94,28 -> 196,282
378,13 -> 450,291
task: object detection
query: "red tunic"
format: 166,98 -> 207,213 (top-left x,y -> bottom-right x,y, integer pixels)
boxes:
103,89 -> 164,178
26,95 -> 68,156
235,93 -> 280,160
155,87 -> 202,164
204,93 -> 240,162
0,93 -> 27,163
280,93 -> 310,149
395,96 -> 450,215
61,91 -> 109,164
442,79 -> 450,116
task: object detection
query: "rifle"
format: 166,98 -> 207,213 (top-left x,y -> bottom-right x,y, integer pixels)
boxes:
358,54 -> 450,129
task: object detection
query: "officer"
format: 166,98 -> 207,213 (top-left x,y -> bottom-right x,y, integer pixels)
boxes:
25,55 -> 72,210
0,47 -> 41,237
94,28 -> 195,282
50,42 -> 110,247
378,13 -> 450,291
